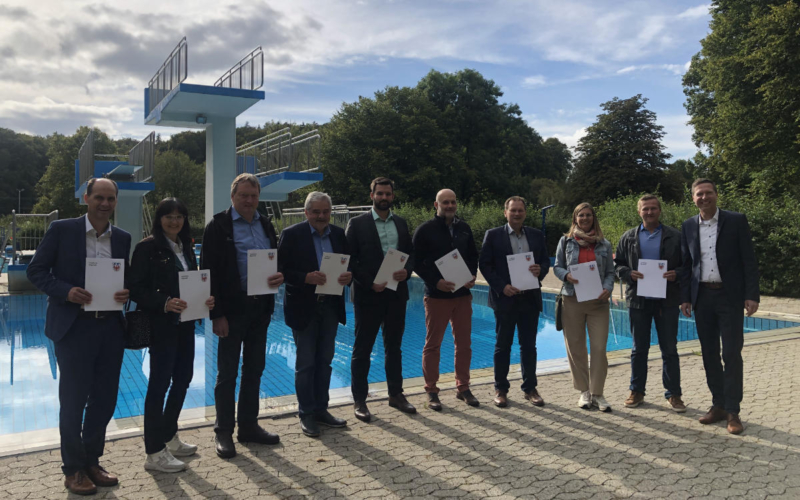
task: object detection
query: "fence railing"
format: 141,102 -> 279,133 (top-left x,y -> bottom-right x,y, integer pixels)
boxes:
129,131 -> 156,182
147,37 -> 188,117
236,128 -> 321,177
278,205 -> 371,231
78,130 -> 95,189
10,210 -> 58,264
214,46 -> 263,91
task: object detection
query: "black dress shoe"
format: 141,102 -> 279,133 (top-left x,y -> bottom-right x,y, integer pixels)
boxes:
427,392 -> 442,412
456,389 -> 480,407
354,401 -> 372,422
237,425 -> 280,445
388,393 -> 417,414
300,415 -> 321,437
315,410 -> 347,428
215,433 -> 237,459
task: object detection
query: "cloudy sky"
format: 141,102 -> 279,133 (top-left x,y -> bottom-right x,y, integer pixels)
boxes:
0,0 -> 711,160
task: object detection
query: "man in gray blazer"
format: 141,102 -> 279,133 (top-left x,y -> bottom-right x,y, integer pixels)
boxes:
680,178 -> 760,435
345,177 -> 416,422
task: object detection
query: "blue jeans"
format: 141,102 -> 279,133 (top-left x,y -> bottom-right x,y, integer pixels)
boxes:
629,300 -> 682,399
292,300 -> 339,417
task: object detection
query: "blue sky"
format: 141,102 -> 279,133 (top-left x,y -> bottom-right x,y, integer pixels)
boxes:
0,0 -> 712,160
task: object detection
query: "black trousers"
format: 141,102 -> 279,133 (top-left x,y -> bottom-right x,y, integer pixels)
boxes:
694,287 -> 744,414
53,314 -> 125,476
628,301 -> 681,399
214,300 -> 271,434
144,321 -> 195,454
493,297 -> 540,393
292,299 -> 339,417
351,294 -> 407,402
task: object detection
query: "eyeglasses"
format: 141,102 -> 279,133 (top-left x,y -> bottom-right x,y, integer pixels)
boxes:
163,215 -> 185,222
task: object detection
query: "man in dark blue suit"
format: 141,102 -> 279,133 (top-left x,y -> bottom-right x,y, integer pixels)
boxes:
27,178 -> 131,495
680,178 -> 760,435
278,191 -> 352,437
479,196 -> 550,408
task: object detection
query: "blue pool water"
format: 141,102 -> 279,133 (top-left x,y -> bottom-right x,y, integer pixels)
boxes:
0,280 -> 797,435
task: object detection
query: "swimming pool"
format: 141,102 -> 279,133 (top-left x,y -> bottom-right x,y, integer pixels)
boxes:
0,280 -> 796,435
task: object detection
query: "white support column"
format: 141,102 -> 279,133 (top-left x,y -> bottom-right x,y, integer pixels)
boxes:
205,116 -> 236,224
115,191 -> 144,257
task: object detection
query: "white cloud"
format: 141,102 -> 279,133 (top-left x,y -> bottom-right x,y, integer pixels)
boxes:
678,4 -> 711,20
659,113 -> 698,160
615,63 -> 688,76
0,96 -> 132,121
521,75 -> 547,88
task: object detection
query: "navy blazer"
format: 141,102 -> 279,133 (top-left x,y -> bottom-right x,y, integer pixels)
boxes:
27,215 -> 132,342
680,209 -> 760,307
277,221 -> 350,331
479,225 -> 550,312
345,211 -> 414,303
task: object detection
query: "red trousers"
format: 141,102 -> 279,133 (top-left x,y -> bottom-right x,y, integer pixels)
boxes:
422,295 -> 473,393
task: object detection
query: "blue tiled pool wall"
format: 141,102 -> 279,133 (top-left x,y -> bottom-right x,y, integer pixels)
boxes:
1,283 -> 798,435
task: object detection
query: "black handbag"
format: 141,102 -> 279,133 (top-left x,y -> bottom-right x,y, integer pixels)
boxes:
124,301 -> 152,350
555,293 -> 564,331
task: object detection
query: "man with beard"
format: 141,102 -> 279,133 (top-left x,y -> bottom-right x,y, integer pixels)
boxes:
413,189 -> 480,410
345,177 -> 416,422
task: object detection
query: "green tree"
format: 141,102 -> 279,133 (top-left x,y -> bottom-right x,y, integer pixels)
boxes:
568,95 -> 678,206
683,0 -> 800,197
149,150 -> 205,229
0,128 -> 49,214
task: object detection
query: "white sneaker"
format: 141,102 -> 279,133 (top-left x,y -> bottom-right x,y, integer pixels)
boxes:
166,433 -> 198,457
144,448 -> 186,473
592,394 -> 612,412
578,391 -> 592,409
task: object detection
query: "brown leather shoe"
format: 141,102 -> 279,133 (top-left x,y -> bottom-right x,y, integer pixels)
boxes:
493,391 -> 508,408
668,396 -> 687,413
727,413 -> 744,435
388,393 -> 417,414
624,391 -> 644,408
456,389 -> 480,407
85,465 -> 118,487
353,400 -> 371,422
64,471 -> 97,495
427,392 -> 442,412
524,389 -> 545,407
698,406 -> 728,425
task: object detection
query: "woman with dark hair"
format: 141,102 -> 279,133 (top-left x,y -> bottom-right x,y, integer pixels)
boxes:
553,202 -> 615,412
130,198 -> 214,472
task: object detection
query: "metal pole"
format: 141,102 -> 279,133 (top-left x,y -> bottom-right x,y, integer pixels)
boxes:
540,204 -> 555,237
17,188 -> 24,214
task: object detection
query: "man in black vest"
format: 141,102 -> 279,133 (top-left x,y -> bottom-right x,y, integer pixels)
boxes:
201,173 -> 283,458
346,177 -> 416,422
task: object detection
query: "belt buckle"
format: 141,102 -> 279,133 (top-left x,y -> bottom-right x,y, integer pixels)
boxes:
316,295 -> 326,302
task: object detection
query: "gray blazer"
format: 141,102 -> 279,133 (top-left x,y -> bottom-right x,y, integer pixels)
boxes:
553,235 -> 615,297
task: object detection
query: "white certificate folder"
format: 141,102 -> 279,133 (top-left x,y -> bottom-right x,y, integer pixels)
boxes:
507,252 -> 539,291
247,249 -> 279,295
84,258 -> 125,312
316,253 -> 350,296
435,249 -> 473,292
373,248 -> 409,291
568,262 -> 603,302
636,259 -> 668,299
178,270 -> 211,322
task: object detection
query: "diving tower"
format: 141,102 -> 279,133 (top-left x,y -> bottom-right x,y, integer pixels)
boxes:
75,130 -> 155,247
143,38 -> 265,222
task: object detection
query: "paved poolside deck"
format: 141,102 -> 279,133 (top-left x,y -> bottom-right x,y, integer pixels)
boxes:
2,325 -> 799,499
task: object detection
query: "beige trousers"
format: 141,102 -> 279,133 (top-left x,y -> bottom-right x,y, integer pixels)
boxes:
562,294 -> 610,395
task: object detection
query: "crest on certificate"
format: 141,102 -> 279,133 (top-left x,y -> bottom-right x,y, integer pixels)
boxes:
658,262 -> 665,270
400,256 -> 406,263
201,272 -> 208,282
525,255 -> 531,261
451,252 -> 458,259
589,263 -> 596,271
113,262 -> 121,272
268,253 -> 275,261
340,257 -> 347,265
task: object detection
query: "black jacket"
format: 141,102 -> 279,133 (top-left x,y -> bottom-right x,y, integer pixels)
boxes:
412,215 -> 479,299
345,211 -> 414,303
278,221 -> 349,331
680,209 -> 760,307
129,234 -> 198,329
200,208 -> 279,320
614,224 -> 683,309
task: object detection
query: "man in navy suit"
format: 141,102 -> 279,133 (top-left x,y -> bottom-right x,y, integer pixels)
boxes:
479,196 -> 550,408
680,178 -> 760,435
27,178 -> 131,495
278,191 -> 352,437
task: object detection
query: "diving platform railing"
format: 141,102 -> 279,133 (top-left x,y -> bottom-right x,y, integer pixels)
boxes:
279,205 -> 371,231
235,128 -> 321,177
147,37 -> 188,117
9,210 -> 58,264
214,46 -> 264,91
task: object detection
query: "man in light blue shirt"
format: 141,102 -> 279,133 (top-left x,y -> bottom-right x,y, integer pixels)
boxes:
231,206 -> 271,290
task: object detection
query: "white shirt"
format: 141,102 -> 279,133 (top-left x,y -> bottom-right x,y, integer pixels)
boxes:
698,208 -> 721,283
167,237 -> 189,271
85,216 -> 112,259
